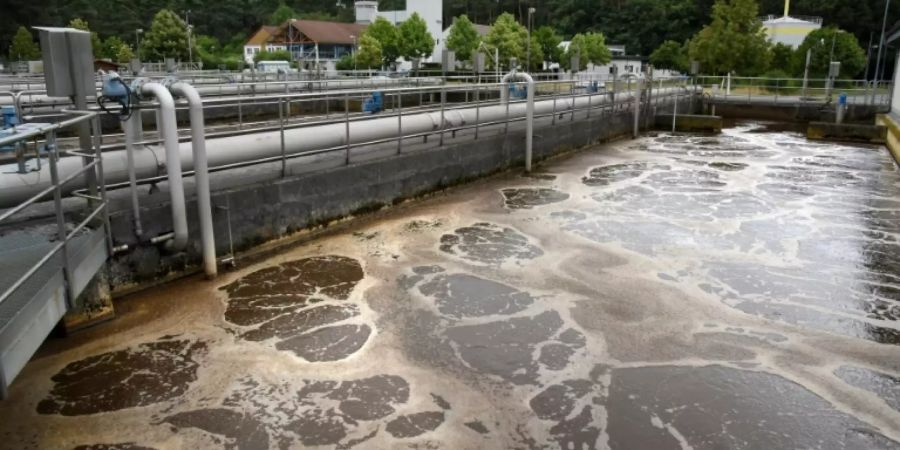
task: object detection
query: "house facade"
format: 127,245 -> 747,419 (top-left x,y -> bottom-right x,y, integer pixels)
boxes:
243,20 -> 367,72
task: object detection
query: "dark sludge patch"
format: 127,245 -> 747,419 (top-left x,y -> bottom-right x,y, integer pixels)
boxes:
550,405 -> 602,450
530,380 -> 593,422
431,393 -> 451,410
445,311 -> 565,385
439,223 -> 543,265
220,256 -> 371,361
606,365 -> 900,450
418,273 -> 534,319
464,420 -> 490,434
708,162 -> 748,171
37,339 -> 206,416
72,445 -> 157,450
582,162 -> 670,186
501,188 -> 570,209
162,409 -> 269,450
385,411 -> 446,438
835,366 -> 900,413
167,375 -> 411,448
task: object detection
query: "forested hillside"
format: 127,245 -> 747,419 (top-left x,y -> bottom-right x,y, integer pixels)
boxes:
3,0 -> 897,62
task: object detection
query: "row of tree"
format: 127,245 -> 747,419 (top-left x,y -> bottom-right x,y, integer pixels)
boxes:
648,0 -> 868,77
5,0 -> 896,67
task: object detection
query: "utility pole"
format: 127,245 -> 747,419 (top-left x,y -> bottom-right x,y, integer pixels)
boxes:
135,28 -> 143,61
872,0 -> 891,104
184,10 -> 192,67
526,7 -> 535,71
865,32 -> 874,80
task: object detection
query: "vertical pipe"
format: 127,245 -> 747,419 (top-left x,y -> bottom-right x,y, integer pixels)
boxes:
170,82 -> 216,278
525,74 -> 534,173
123,115 -> 143,237
142,83 -> 188,251
633,79 -> 642,138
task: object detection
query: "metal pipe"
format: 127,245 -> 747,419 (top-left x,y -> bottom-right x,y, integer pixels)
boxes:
122,116 -> 143,236
170,82 -> 217,278
141,82 -> 188,251
0,87 -> 683,207
501,71 -> 536,172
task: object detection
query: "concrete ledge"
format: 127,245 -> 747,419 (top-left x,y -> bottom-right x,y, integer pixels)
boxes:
654,114 -> 722,133
806,122 -> 887,144
877,114 -> 900,163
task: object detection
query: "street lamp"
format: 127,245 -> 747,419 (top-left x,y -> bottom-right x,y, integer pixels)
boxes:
135,28 -> 143,61
187,24 -> 194,66
526,7 -> 536,71
351,35 -> 357,73
289,19 -> 297,67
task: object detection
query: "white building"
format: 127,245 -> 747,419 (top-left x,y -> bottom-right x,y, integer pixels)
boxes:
355,0 -> 443,65
432,18 -> 491,66
762,14 -> 822,48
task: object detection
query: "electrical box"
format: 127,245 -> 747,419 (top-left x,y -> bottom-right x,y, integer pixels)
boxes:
828,61 -> 841,78
690,61 -> 700,75
442,50 -> 456,71
165,58 -> 177,72
570,56 -> 580,73
474,53 -> 486,73
509,57 -> 518,70
35,27 -> 95,98
129,58 -> 143,75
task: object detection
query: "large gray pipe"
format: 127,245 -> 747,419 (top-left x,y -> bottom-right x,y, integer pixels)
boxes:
0,86 -> 690,208
141,83 -> 188,251
170,82 -> 217,278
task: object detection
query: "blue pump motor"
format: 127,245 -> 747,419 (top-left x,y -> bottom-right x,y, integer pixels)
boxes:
1,106 -> 18,129
101,72 -> 129,100
363,91 -> 383,114
508,84 -> 528,99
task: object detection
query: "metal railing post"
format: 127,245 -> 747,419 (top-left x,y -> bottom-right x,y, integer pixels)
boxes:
344,93 -> 351,165
279,97 -> 287,177
47,130 -> 73,308
91,117 -> 112,252
439,87 -> 446,146
397,92 -> 403,154
475,84 -> 481,139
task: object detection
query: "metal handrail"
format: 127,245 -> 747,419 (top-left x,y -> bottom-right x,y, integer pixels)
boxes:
0,110 -> 108,308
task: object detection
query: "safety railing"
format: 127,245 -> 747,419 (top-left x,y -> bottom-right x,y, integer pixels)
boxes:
0,110 -> 112,309
696,75 -> 892,107
90,75 -> 694,193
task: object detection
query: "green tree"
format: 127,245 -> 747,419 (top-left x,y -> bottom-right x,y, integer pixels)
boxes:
483,12 -> 528,69
794,27 -> 866,78
650,40 -> 688,72
269,2 -> 297,25
399,12 -> 434,61
336,53 -> 354,71
101,36 -> 128,60
9,26 -> 40,60
115,43 -> 134,62
688,0 -> 771,75
365,17 -> 400,68
446,15 -> 481,64
68,18 -> 103,57
771,42 -> 795,74
354,34 -> 383,69
141,9 -> 192,61
565,32 -> 612,70
534,26 -> 563,67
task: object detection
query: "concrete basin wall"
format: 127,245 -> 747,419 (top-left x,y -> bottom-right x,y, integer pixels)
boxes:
106,95 -> 698,293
